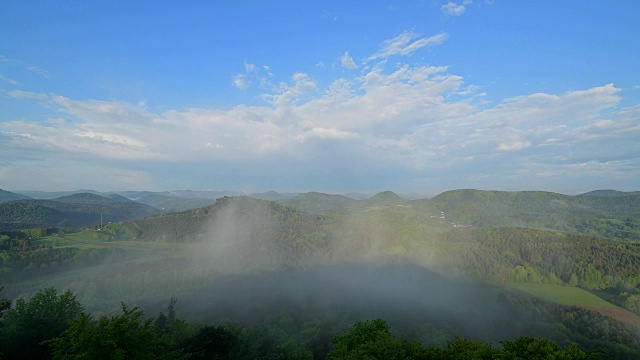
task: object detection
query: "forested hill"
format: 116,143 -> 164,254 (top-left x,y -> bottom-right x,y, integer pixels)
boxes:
580,189 -> 640,197
112,196 -> 331,266
274,191 -> 412,214
0,189 -> 31,203
0,194 -> 162,231
431,189 -> 640,240
277,192 -> 355,213
54,193 -> 129,203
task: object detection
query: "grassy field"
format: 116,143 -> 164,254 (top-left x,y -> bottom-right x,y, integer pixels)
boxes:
508,282 -> 619,308
33,231 -> 186,251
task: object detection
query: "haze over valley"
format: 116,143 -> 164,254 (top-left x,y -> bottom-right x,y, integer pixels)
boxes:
1,186 -> 640,358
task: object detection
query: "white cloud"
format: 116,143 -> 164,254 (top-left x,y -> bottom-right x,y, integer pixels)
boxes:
232,74 -> 248,90
367,31 -> 448,61
340,51 -> 357,69
8,90 -> 49,100
6,76 -> 626,172
231,61 -> 272,90
496,141 -> 532,152
441,1 -> 466,16
296,127 -> 359,141
2,42 -> 637,192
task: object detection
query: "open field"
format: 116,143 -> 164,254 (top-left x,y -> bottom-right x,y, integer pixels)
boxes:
35,231 -> 184,251
509,282 -> 640,325
508,282 -> 618,308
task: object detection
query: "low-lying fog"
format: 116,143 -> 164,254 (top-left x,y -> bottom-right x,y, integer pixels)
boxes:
4,198 -> 544,345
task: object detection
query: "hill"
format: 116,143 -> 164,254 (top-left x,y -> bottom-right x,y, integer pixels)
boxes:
129,193 -> 217,212
0,194 -> 162,230
0,189 -> 31,203
110,196 -> 331,268
13,190 -> 102,199
580,190 -> 640,197
431,189 -> 640,240
360,191 -> 409,206
249,190 -> 294,201
277,192 -> 355,213
54,193 -> 120,203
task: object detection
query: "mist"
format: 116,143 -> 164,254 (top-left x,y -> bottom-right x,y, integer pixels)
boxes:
6,192 -> 640,360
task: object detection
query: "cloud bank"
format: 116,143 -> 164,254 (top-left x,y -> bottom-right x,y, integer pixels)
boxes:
1,32 -> 638,193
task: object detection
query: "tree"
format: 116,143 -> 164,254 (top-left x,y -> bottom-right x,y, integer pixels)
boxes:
569,273 -> 579,287
0,287 -> 83,359
0,285 -> 10,319
327,319 -> 426,360
501,336 -> 598,359
177,325 -> 237,359
46,303 -> 174,360
441,337 -> 499,359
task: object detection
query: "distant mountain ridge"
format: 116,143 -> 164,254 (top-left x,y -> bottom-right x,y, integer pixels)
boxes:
0,189 -> 31,203
0,193 -> 162,230
580,190 -> 640,197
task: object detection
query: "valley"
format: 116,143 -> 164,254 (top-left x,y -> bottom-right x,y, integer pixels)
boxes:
1,188 -> 640,358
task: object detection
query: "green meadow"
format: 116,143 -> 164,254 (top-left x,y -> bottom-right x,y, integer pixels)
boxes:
508,282 -> 619,308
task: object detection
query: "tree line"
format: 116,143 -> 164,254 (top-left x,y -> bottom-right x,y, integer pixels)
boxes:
0,287 -> 607,359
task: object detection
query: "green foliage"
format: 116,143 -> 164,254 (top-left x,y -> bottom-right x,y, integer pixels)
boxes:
177,325 -> 237,359
508,283 -> 618,308
501,291 -> 640,359
0,285 -> 10,319
0,287 -> 83,359
0,243 -> 128,282
46,303 -> 174,360
327,319 -> 428,360
279,192 -> 356,214
328,319 -> 597,360
500,336 -> 597,359
431,189 -> 640,240
440,337 -> 500,359
0,195 -> 162,231
0,189 -> 30,203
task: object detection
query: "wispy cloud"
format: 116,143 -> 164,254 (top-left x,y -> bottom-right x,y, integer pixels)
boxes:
0,55 -> 50,78
8,90 -> 49,100
231,61 -> 272,90
0,74 -> 20,85
340,51 -> 357,69
367,31 -> 448,61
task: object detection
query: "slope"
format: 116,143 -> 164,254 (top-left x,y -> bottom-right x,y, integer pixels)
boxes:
431,189 -> 640,240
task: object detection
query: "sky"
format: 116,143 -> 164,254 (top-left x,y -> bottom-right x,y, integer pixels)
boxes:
1,1 -> 639,195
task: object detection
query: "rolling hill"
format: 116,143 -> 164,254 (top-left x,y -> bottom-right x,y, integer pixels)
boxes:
431,189 -> 640,240
0,189 -> 31,203
0,193 -> 162,230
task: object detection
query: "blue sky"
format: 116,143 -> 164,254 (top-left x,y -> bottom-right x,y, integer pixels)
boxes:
1,1 -> 639,195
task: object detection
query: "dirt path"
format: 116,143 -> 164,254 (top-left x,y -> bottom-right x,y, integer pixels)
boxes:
581,306 -> 640,325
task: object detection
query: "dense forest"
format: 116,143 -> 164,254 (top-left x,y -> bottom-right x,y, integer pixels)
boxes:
0,287 -> 609,359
